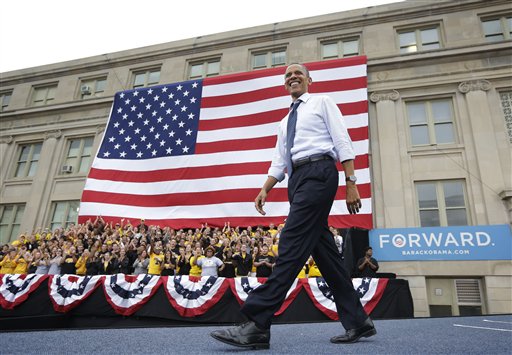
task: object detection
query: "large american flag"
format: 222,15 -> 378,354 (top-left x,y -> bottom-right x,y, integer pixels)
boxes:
78,56 -> 372,229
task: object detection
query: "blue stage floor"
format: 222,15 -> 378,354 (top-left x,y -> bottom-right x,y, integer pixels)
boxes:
1,314 -> 510,354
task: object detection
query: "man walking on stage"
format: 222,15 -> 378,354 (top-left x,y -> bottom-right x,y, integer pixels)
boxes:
211,63 -> 375,349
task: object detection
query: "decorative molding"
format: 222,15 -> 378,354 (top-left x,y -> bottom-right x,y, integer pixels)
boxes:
44,129 -> 62,140
369,90 -> 400,103
458,80 -> 491,94
96,125 -> 106,135
0,135 -> 14,144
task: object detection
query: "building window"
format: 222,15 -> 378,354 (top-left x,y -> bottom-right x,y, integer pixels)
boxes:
189,59 -> 220,79
0,91 -> 12,112
62,137 -> 94,174
321,38 -> 359,59
482,16 -> 512,42
406,99 -> 455,146
14,142 -> 43,178
0,204 -> 25,244
80,77 -> 107,99
50,200 -> 80,231
252,49 -> 287,69
133,69 -> 160,88
415,180 -> 468,227
398,27 -> 441,53
499,91 -> 512,143
32,84 -> 57,106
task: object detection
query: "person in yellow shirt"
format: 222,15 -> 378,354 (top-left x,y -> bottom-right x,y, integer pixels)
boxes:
148,241 -> 164,275
189,247 -> 204,277
308,257 -> 322,278
0,249 -> 18,274
75,249 -> 90,276
296,263 -> 307,279
13,252 -> 31,274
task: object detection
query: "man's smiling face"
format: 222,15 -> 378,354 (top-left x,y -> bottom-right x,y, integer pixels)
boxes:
284,64 -> 312,99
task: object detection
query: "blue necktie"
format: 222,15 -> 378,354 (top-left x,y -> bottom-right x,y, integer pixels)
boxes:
286,100 -> 301,177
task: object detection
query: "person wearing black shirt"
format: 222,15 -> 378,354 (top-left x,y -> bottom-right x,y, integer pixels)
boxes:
356,247 -> 379,277
254,245 -> 275,278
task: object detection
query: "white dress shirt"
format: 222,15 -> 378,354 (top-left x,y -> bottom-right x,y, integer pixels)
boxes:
268,92 -> 355,182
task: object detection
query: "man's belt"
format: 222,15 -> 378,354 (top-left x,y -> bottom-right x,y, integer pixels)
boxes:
292,154 -> 333,170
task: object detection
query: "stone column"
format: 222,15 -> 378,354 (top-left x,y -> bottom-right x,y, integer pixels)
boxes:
0,135 -> 14,187
458,80 -> 507,224
369,90 -> 407,227
19,130 -> 62,233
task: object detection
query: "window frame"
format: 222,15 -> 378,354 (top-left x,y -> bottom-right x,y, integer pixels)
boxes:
397,25 -> 442,54
188,58 -> 221,79
31,83 -> 58,106
251,48 -> 287,69
13,142 -> 43,179
0,204 -> 25,244
415,180 -> 469,227
0,91 -> 12,112
481,15 -> 512,42
405,97 -> 457,147
320,37 -> 360,59
79,76 -> 108,99
49,200 -> 80,231
132,68 -> 161,89
61,136 -> 95,175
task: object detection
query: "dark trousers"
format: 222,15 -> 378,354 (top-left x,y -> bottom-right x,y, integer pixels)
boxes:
241,159 -> 368,330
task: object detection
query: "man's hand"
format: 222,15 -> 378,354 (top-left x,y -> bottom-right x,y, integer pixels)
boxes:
346,184 -> 362,214
255,189 -> 268,215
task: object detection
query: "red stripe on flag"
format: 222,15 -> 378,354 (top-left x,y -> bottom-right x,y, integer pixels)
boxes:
195,136 -> 277,154
198,109 -> 287,131
81,184 -> 372,207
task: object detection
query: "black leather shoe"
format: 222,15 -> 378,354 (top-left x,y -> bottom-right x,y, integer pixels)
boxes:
330,318 -> 376,344
210,321 -> 270,349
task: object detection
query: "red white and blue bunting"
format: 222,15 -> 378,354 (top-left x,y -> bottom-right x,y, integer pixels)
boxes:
303,277 -> 389,320
230,277 -> 301,315
0,274 -> 390,319
49,275 -> 103,312
164,275 -> 229,317
0,274 -> 47,309
103,274 -> 162,316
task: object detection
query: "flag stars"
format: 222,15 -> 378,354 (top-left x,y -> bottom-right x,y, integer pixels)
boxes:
162,87 -> 168,93
185,129 -> 192,136
151,149 -> 157,156
130,144 -> 138,150
140,135 -> 147,142
114,122 -> 120,128
163,124 -> 169,130
131,105 -> 137,112
122,114 -> 128,120
124,98 -> 131,105
133,91 -> 139,97
177,85 -> 183,91
153,95 -> 160,101
120,93 -> 125,99
160,101 -> 166,108
181,105 -> 188,112
159,140 -> 166,146
124,136 -> 132,142
155,133 -> 160,139
139,97 -> 145,103
168,93 -> 174,99
120,151 -> 127,158
146,142 -> 152,149
174,99 -> 181,105
172,114 -> 178,121
108,136 -> 116,142
148,89 -> 153,95
137,112 -> 143,119
176,138 -> 183,145
183,90 -> 189,97
117,108 -> 123,113
145,104 -> 152,110
103,151 -> 111,157
157,117 -> 163,123
143,119 -> 149,126
188,113 -> 195,119
149,126 -> 155,133
169,131 -> 175,137
182,146 -> 190,153
114,144 -> 120,150
119,129 -> 125,135
136,151 -> 143,158
166,108 -> 172,115
128,121 -> 135,127
192,82 -> 198,88
152,110 -> 157,117
166,148 -> 173,154
190,97 -> 197,104
178,121 -> 185,128
134,128 -> 141,134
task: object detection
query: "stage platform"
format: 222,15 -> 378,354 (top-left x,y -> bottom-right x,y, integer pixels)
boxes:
0,274 -> 413,331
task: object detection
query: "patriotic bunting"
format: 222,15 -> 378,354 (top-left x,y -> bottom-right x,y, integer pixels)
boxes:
49,275 -> 103,312
230,277 -> 301,315
302,277 -> 389,320
0,274 -> 48,309
103,274 -> 162,316
164,275 -> 229,317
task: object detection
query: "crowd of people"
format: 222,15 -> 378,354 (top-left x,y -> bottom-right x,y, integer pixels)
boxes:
0,217 -> 346,278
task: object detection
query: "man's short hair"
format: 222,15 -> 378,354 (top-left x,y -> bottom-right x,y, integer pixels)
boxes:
364,246 -> 373,252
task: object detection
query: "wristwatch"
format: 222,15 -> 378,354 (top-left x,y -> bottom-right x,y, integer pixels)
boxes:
345,175 -> 357,183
